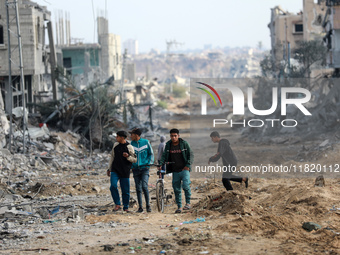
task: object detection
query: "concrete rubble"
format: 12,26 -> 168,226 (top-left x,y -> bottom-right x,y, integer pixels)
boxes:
0,104 -> 118,249
0,96 -> 175,251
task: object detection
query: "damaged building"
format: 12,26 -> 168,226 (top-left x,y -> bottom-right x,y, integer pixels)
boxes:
323,0 -> 340,69
0,0 -> 56,113
60,17 -> 122,88
268,0 -> 327,61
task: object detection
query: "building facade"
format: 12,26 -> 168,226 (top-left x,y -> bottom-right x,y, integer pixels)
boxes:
61,16 -> 122,87
0,0 -> 52,112
123,39 -> 138,55
323,0 -> 340,68
268,0 -> 326,60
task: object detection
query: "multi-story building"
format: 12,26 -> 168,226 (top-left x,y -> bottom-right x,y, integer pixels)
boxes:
0,0 -> 53,112
60,16 -> 122,86
123,39 -> 138,55
268,0 -> 326,61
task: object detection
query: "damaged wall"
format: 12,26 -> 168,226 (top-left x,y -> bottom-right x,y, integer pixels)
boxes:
269,0 -> 326,60
324,3 -> 340,68
98,16 -> 122,82
0,90 -> 9,148
60,16 -> 122,87
0,0 -> 52,113
303,0 -> 327,41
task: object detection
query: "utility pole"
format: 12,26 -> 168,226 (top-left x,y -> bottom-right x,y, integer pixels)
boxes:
6,0 -> 27,153
47,21 -> 57,100
120,48 -> 127,101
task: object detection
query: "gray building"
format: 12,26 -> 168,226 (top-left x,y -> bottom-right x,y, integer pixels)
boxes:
0,0 -> 53,112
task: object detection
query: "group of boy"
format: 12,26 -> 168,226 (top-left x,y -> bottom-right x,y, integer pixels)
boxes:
107,128 -> 248,213
107,128 -> 193,213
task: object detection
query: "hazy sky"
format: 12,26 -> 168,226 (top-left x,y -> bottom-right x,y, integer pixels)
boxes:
33,0 -> 306,52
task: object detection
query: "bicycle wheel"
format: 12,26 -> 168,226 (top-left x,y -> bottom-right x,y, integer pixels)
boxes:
156,181 -> 164,213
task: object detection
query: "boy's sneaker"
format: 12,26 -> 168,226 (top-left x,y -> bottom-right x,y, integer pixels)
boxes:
146,206 -> 152,213
136,207 -> 143,213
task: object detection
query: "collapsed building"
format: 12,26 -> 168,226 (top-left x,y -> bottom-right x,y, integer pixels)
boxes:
0,0 -> 123,117
268,0 -> 327,61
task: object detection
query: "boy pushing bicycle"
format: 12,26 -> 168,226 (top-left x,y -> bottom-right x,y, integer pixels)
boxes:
158,128 -> 194,214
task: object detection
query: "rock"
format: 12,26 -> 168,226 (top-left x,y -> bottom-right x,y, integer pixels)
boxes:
29,158 -> 38,167
92,186 -> 101,193
178,238 -> 192,245
72,209 -> 84,220
302,222 -> 321,231
22,205 -> 33,213
39,156 -> 53,164
314,175 -> 325,187
0,149 -> 11,157
4,208 -> 19,217
4,194 -> 22,202
319,140 -> 329,147
73,183 -> 82,191
4,222 -> 15,229
0,206 -> 9,215
286,195 -> 299,204
103,244 -> 114,251
43,142 -> 54,150
37,208 -> 49,219
270,137 -> 289,144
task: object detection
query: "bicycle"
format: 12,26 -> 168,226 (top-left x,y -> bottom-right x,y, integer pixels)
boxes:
144,162 -> 174,213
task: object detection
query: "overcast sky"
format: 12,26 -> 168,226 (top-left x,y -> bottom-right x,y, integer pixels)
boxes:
33,0 -> 306,53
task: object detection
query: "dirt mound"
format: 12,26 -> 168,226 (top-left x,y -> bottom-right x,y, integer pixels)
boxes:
27,182 -> 103,197
191,178 -> 340,253
193,191 -> 253,215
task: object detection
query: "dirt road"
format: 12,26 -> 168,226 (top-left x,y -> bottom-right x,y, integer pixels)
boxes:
1,116 -> 340,254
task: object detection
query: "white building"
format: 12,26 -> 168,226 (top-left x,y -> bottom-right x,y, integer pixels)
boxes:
123,39 -> 138,55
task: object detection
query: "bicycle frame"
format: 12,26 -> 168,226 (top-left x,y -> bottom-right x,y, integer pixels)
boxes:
143,162 -> 173,213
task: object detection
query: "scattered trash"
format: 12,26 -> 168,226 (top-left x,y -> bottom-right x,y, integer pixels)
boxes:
42,219 -> 61,224
180,217 -> 206,225
302,222 -> 322,232
49,205 -> 60,215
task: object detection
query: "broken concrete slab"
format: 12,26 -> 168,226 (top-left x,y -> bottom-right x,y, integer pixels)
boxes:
0,149 -> 11,157
319,139 -> 329,147
28,127 -> 50,140
43,143 -> 55,150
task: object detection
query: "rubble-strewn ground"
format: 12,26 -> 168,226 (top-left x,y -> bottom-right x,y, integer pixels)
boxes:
0,116 -> 340,254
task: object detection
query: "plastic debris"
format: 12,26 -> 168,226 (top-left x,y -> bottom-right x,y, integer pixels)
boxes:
180,217 -> 205,225
302,222 -> 321,231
